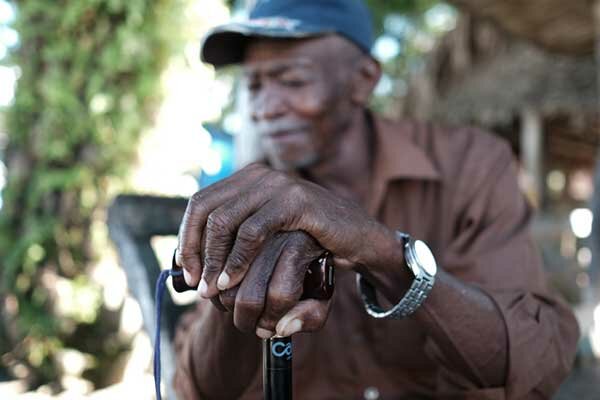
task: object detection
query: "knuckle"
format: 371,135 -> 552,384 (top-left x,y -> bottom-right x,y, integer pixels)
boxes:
237,222 -> 264,245
236,297 -> 263,315
184,203 -> 209,227
269,170 -> 289,186
206,210 -> 231,234
178,252 -> 200,266
189,190 -> 203,203
202,253 -> 223,275
225,251 -> 250,274
266,290 -> 295,315
203,245 -> 229,271
287,182 -> 306,198
203,240 -> 234,274
285,183 -> 309,208
189,192 -> 208,210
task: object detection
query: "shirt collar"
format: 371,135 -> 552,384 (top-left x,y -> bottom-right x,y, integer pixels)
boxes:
370,113 -> 440,182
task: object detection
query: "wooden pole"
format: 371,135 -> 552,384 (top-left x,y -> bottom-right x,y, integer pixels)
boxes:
520,106 -> 544,208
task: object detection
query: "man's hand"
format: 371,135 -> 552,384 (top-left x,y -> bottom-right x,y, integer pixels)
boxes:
216,231 -> 331,337
176,163 -> 400,324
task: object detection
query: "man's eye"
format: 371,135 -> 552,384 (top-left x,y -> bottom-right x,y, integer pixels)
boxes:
247,81 -> 261,92
281,79 -> 307,88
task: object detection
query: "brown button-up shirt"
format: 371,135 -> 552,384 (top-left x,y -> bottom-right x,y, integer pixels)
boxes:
173,114 -> 579,399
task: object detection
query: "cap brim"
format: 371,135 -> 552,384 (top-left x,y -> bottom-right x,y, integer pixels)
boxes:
201,22 -> 329,68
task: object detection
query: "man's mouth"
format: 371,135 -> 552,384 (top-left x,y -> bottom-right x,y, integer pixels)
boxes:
263,127 -> 309,142
270,128 -> 303,138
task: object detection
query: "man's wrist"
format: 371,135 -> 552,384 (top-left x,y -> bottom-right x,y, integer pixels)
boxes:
355,228 -> 412,304
358,232 -> 438,319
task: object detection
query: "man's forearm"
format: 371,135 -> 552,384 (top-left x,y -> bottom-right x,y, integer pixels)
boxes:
366,265 -> 508,388
175,300 -> 261,399
415,269 -> 508,386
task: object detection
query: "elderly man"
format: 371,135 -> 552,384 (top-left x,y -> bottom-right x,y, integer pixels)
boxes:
173,0 -> 579,399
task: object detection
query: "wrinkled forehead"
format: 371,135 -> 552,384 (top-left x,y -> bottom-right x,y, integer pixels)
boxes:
242,35 -> 361,75
243,37 -> 326,70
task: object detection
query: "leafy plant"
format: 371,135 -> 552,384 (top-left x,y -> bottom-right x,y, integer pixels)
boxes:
0,0 -> 186,389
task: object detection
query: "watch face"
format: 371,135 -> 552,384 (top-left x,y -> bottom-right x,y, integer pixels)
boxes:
414,240 -> 437,276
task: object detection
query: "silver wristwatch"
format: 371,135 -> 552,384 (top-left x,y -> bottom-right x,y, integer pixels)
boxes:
357,232 -> 437,319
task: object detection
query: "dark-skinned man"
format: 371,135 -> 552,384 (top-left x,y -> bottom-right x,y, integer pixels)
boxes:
172,0 -> 579,399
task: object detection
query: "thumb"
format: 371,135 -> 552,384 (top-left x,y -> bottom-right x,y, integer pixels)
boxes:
275,299 -> 332,337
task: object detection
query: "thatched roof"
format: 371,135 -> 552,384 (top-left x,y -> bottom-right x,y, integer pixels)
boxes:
446,0 -> 595,54
403,16 -> 598,127
434,45 -> 596,126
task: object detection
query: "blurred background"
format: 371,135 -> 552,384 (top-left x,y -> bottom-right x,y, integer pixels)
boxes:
0,0 -> 598,398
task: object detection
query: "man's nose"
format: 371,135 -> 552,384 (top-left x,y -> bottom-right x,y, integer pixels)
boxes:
250,88 -> 286,121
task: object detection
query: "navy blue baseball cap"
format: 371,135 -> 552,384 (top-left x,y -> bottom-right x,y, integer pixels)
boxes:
201,0 -> 374,68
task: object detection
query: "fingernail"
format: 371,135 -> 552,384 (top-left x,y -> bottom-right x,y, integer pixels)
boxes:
256,327 -> 274,339
217,272 -> 230,290
275,315 -> 292,335
198,279 -> 208,297
183,269 -> 192,286
278,319 -> 302,337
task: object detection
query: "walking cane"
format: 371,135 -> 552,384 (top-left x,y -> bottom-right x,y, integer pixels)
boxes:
263,253 -> 334,400
162,251 -> 334,400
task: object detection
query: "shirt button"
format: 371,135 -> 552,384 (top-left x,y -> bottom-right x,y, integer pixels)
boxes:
363,386 -> 380,400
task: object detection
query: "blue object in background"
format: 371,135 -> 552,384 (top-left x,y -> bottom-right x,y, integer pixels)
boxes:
198,124 -> 235,188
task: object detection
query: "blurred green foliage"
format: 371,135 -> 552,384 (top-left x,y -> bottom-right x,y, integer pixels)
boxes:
0,0 -> 186,389
368,0 -> 440,33
366,0 -> 455,114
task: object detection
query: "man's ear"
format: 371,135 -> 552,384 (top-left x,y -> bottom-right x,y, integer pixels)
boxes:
350,56 -> 382,106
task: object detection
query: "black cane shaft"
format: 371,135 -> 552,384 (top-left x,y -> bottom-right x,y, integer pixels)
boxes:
263,337 -> 292,400
262,255 -> 334,400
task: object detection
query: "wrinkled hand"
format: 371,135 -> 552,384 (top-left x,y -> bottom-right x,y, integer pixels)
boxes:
215,231 -> 331,337
176,163 -> 398,333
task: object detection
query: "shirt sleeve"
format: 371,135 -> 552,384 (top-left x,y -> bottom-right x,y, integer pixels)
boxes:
430,137 -> 579,399
172,299 -> 262,400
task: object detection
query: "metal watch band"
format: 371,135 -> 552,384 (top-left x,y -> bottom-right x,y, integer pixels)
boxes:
357,232 -> 436,319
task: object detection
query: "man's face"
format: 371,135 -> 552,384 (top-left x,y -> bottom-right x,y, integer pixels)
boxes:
243,36 -> 360,170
